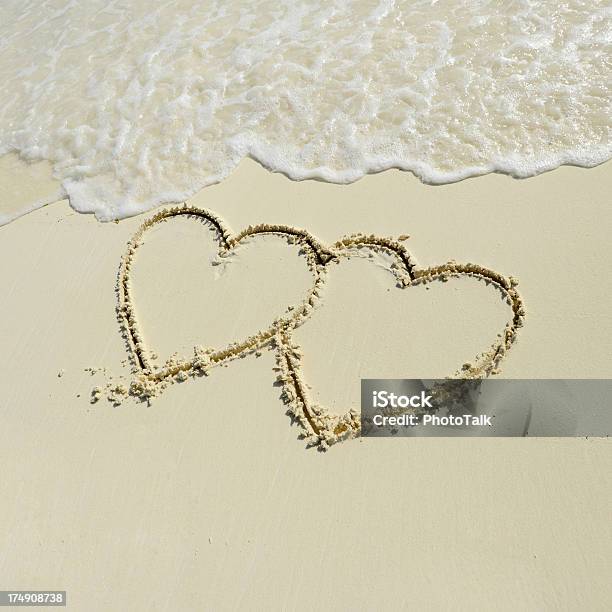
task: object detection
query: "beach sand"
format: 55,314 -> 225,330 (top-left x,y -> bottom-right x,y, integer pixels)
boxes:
1,158 -> 611,609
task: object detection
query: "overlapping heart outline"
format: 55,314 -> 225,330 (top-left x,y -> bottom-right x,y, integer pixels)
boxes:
116,205 -> 525,448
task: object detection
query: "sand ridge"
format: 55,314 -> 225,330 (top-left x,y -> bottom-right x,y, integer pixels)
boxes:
104,204 -> 525,449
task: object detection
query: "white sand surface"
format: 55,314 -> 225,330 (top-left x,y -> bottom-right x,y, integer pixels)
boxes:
1,159 -> 611,610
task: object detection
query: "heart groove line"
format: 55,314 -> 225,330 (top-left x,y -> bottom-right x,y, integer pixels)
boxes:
272,243 -> 525,448
117,204 -> 331,379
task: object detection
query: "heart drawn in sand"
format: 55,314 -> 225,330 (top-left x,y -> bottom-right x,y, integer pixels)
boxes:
272,235 -> 525,449
117,206 -> 332,382
115,205 -> 525,449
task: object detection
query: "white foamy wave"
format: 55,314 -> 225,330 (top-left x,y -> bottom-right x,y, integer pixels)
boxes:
0,0 -> 610,222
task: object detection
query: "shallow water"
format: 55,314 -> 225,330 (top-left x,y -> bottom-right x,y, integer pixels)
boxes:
0,0 -> 610,223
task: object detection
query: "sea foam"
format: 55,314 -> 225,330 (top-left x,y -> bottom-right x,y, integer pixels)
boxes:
0,0 -> 610,223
